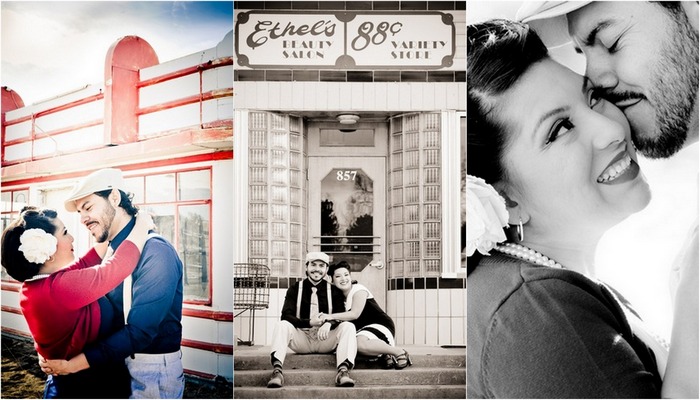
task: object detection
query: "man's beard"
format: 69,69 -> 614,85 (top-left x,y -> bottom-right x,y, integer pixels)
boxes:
634,13 -> 698,159
96,202 -> 116,243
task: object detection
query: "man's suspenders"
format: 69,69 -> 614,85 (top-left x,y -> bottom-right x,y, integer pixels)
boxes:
295,280 -> 333,319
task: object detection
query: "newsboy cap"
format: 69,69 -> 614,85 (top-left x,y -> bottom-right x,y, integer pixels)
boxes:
305,251 -> 330,265
516,1 -> 592,48
64,168 -> 125,212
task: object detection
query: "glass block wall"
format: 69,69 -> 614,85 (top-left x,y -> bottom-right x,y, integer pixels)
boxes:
388,113 -> 442,278
248,112 -> 307,277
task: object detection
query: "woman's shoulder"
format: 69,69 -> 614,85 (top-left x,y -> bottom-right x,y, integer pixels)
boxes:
468,254 -> 605,320
350,283 -> 373,299
470,253 -> 594,287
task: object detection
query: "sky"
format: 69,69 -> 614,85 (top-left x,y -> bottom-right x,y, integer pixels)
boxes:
1,1 -> 233,105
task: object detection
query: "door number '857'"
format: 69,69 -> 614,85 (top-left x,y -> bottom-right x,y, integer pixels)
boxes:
336,170 -> 357,181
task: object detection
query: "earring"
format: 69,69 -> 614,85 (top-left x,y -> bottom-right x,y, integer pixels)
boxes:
516,218 -> 524,242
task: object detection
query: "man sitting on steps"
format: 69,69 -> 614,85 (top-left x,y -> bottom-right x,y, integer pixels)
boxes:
267,251 -> 358,388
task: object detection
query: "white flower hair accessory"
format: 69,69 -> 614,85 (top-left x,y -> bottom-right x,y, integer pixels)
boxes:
18,228 -> 57,264
466,175 -> 509,256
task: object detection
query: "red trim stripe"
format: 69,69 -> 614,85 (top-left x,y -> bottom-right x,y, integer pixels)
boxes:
181,338 -> 233,355
1,327 -> 233,355
136,89 -> 233,116
1,305 -> 22,315
183,369 -> 218,381
138,57 -> 234,88
1,151 -> 232,187
4,93 -> 105,126
2,300 -> 234,324
183,308 -> 233,322
2,327 -> 32,339
1,282 -> 20,292
3,119 -> 104,146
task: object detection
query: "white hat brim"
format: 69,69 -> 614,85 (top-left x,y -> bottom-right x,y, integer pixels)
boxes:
516,1 -> 592,48
64,168 -> 124,212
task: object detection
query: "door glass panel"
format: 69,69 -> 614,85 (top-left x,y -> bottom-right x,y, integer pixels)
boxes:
320,129 -> 375,146
320,168 -> 374,271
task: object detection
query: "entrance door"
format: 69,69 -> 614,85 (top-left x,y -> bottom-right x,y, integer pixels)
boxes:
309,156 -> 387,308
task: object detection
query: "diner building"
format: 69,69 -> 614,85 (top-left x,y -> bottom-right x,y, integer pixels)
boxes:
1,31 -> 234,382
233,1 -> 467,348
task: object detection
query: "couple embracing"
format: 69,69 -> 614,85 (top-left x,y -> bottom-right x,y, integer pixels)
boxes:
467,1 -> 698,398
266,251 -> 411,389
1,168 -> 185,398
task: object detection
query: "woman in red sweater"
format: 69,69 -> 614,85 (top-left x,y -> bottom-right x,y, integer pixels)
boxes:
1,206 -> 152,398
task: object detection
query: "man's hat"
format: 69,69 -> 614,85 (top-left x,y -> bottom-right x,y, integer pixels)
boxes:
64,168 -> 125,212
516,1 -> 592,48
305,251 -> 329,265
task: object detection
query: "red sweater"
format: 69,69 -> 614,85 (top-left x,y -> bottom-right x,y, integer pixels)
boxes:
20,241 -> 140,360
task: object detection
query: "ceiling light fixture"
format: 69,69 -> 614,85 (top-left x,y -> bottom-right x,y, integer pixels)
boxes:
336,114 -> 360,125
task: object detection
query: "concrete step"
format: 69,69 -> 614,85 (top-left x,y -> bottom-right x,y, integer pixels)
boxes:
233,384 -> 467,399
234,345 -> 466,370
234,367 -> 466,387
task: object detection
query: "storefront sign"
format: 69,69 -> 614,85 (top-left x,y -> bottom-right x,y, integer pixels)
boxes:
235,11 -> 455,69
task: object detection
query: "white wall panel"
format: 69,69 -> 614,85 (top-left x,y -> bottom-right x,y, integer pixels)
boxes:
5,120 -> 32,141
1,311 -> 29,333
140,75 -> 200,108
34,100 -> 103,132
138,103 -> 199,136
4,142 -> 32,162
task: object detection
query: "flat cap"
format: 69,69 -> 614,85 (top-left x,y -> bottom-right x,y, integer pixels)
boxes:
305,251 -> 330,265
65,168 -> 125,212
516,1 -> 592,47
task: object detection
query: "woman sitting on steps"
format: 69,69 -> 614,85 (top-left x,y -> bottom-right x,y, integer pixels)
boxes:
319,261 -> 411,369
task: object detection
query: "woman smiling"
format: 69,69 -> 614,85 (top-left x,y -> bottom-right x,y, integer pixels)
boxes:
466,19 -> 666,398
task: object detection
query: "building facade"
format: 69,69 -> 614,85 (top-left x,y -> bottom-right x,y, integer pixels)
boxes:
233,1 -> 467,347
1,31 -> 234,381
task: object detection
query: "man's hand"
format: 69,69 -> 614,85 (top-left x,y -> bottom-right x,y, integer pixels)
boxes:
309,314 -> 324,327
317,321 -> 331,341
136,211 -> 156,232
39,353 -> 89,376
39,357 -> 71,376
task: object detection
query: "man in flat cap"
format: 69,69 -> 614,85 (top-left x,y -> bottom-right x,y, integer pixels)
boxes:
517,1 -> 698,160
40,167 -> 186,398
267,251 -> 357,388
517,2 -> 698,397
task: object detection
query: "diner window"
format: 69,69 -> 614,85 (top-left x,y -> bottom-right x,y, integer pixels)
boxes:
124,168 -> 212,304
0,189 -> 29,281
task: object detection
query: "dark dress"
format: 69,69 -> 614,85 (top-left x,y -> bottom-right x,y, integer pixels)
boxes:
346,284 -> 396,344
467,253 -> 663,398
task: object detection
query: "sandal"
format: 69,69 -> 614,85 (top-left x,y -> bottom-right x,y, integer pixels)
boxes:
394,349 -> 412,369
381,353 -> 395,369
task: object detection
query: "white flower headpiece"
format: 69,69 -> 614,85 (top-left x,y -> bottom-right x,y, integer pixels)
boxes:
18,228 -> 57,264
466,175 -> 510,256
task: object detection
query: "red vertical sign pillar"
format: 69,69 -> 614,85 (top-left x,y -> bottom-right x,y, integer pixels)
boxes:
1,87 -> 26,165
103,36 -> 159,145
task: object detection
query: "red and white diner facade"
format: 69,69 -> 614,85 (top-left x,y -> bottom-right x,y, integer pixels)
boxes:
1,31 -> 234,382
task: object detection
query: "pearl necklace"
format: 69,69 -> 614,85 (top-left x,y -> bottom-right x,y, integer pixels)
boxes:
495,242 -> 564,269
25,273 -> 50,282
